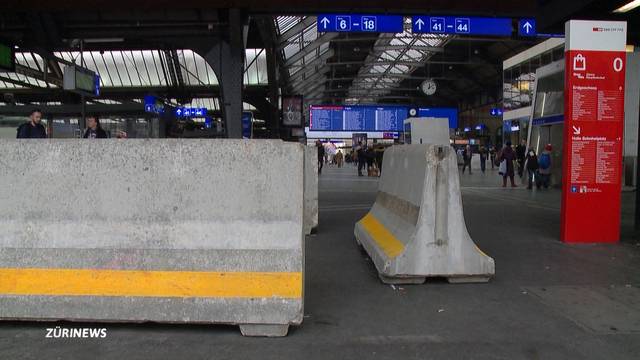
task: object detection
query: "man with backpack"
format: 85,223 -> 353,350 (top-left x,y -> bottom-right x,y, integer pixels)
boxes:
537,144 -> 553,189
17,109 -> 47,138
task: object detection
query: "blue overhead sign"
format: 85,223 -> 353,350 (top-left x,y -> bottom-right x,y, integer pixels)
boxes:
412,16 -> 512,36
518,19 -> 536,37
175,107 -> 207,118
490,108 -> 503,116
317,14 -> 404,33
242,112 -> 253,139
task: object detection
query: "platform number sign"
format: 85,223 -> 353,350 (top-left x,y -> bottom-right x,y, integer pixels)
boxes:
336,16 -> 351,31
361,16 -> 377,31
430,17 -> 445,33
455,18 -> 470,33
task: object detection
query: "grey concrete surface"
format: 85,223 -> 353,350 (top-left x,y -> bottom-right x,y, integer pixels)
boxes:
304,146 -> 319,235
0,139 -> 305,335
1,162 -> 639,359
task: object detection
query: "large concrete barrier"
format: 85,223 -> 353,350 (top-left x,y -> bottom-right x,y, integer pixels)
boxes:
354,144 -> 495,284
0,139 -> 304,337
304,146 -> 318,235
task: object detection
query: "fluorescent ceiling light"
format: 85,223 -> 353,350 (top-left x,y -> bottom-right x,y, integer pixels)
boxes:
613,0 -> 640,13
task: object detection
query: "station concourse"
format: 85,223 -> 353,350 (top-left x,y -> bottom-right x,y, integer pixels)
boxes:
0,0 -> 639,359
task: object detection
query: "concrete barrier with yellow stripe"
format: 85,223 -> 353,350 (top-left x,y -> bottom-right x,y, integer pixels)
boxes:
304,146 -> 318,235
0,139 -> 304,337
354,144 -> 495,284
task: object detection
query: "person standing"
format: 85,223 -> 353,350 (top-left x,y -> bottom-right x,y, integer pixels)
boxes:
316,140 -> 325,175
537,144 -> 553,189
365,146 -> 375,176
516,139 -> 527,178
83,116 -> 108,139
462,145 -> 472,174
499,141 -> 517,187
356,141 -> 366,177
479,146 -> 487,173
16,109 -> 47,138
335,150 -> 344,168
375,145 -> 384,177
525,148 -> 539,190
489,146 -> 496,170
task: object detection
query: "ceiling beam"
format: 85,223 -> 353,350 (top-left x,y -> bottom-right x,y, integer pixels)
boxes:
283,32 -> 337,67
0,75 -> 40,89
291,72 -> 326,90
276,16 -> 317,45
286,48 -> 334,69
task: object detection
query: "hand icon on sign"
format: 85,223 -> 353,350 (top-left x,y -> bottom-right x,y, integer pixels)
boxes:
573,54 -> 586,71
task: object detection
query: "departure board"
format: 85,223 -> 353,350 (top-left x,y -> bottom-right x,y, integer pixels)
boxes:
309,105 -> 408,131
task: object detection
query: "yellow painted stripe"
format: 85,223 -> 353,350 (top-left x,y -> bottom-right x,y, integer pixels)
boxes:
0,268 -> 302,299
359,213 -> 405,258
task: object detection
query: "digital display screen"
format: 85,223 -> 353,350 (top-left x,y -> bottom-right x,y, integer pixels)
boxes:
309,105 -> 408,132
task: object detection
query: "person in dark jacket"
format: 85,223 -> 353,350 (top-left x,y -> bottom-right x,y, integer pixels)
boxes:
356,141 -> 366,177
365,146 -> 375,175
515,139 -> 526,177
374,145 -> 384,176
16,109 -> 47,138
316,140 -> 325,175
462,145 -> 472,174
83,116 -> 109,139
525,148 -> 539,190
499,141 -> 517,187
479,146 -> 487,173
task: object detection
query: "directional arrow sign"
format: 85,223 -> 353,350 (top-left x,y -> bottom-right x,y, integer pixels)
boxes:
572,126 -> 581,135
317,14 -> 403,33
413,16 -> 512,36
319,16 -> 330,30
518,18 -> 537,37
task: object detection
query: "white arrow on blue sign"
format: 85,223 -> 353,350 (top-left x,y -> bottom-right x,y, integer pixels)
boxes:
518,19 -> 537,37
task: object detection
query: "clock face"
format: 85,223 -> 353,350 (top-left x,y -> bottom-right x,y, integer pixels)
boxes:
421,80 -> 437,96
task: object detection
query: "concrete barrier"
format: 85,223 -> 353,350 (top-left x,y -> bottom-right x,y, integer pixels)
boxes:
0,139 -> 304,337
304,146 -> 318,235
354,144 -> 495,284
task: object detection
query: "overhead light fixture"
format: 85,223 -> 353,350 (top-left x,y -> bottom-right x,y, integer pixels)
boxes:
613,0 -> 640,13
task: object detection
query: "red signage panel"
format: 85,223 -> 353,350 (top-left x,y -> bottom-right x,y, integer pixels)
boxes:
561,20 -> 627,243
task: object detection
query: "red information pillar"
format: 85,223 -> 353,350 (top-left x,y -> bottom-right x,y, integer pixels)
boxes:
561,20 -> 627,243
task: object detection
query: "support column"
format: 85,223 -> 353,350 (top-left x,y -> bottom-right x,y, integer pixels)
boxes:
266,42 -> 280,138
202,9 -> 245,139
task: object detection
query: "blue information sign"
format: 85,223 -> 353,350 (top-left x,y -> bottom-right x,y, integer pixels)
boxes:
175,107 -> 207,118
309,105 -> 409,132
242,112 -> 253,139
518,19 -> 536,37
417,107 -> 458,129
489,108 -> 503,116
317,14 -> 404,33
412,16 -> 512,36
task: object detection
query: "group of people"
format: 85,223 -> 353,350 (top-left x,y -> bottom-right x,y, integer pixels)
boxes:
16,109 -> 126,139
315,140 -> 385,177
354,142 -> 384,177
459,139 -> 553,190
495,140 -> 553,189
315,141 -> 345,175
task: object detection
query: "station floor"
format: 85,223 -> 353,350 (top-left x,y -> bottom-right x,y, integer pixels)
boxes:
1,163 -> 639,359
